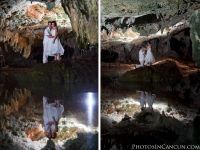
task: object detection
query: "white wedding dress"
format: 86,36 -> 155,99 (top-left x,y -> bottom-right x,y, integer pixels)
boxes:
43,97 -> 64,133
43,27 -> 51,63
139,49 -> 145,66
145,47 -> 155,65
49,28 -> 65,56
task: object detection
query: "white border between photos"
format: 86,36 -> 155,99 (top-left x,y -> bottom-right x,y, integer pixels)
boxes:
98,0 -> 101,149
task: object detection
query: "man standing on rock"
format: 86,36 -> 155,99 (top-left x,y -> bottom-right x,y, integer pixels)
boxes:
43,21 -> 52,64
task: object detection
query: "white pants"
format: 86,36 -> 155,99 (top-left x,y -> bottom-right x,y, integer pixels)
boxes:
43,52 -> 48,64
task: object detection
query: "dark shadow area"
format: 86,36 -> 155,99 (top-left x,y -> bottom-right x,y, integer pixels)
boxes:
101,50 -> 119,63
101,109 -> 198,150
41,139 -> 56,150
63,132 -> 98,150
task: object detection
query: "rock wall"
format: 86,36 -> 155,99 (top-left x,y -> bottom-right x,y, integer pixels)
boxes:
0,0 -> 71,65
190,10 -> 200,67
101,0 -> 199,34
101,0 -> 200,65
61,0 -> 98,48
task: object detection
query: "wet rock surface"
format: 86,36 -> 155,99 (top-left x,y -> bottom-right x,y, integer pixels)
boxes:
119,60 -> 182,90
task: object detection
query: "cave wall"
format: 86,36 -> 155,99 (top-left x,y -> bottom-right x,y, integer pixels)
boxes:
101,28 -> 193,63
61,0 -> 98,48
101,0 -> 200,65
101,0 -> 198,34
190,10 -> 200,67
0,0 -> 75,66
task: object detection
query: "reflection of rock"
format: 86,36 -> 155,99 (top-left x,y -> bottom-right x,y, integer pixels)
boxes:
0,89 -> 31,117
101,115 -> 114,133
63,133 -> 98,150
119,60 -> 182,91
175,72 -> 200,104
102,110 -> 192,147
193,110 -> 200,144
0,60 -> 98,89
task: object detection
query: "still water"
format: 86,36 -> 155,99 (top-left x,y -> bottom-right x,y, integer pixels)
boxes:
0,78 -> 98,150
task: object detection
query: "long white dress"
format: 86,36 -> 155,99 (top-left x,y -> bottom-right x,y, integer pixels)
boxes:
139,91 -> 146,108
145,93 -> 155,109
49,28 -> 65,56
43,27 -> 51,63
43,97 -> 64,133
139,48 -> 145,67
144,47 -> 155,65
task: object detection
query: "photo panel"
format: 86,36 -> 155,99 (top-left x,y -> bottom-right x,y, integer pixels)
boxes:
101,0 -> 200,149
0,0 -> 98,149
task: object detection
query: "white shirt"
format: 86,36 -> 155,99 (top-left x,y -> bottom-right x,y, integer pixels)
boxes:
139,49 -> 145,62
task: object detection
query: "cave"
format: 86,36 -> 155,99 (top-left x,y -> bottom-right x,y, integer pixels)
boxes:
0,0 -> 98,149
101,0 -> 200,148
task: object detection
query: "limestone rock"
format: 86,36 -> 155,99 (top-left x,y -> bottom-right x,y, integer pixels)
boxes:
119,60 -> 182,91
61,0 -> 98,48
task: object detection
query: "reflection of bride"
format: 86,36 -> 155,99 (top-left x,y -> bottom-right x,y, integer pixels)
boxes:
43,96 -> 64,139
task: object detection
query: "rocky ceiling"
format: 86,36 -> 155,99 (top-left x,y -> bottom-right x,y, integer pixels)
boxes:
101,0 -> 200,35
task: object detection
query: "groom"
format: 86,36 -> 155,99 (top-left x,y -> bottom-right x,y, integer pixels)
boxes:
138,41 -> 147,67
43,21 -> 52,64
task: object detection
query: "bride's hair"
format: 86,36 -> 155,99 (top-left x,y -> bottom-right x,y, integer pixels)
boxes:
141,41 -> 147,48
52,21 -> 58,31
52,21 -> 57,27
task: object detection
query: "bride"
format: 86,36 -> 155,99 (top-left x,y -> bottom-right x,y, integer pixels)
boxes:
144,41 -> 155,66
49,21 -> 65,61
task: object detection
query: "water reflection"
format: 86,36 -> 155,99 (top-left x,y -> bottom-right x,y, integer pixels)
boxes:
101,89 -> 199,148
102,90 -> 198,123
0,88 -> 98,149
85,92 -> 96,126
138,91 -> 156,111
43,97 -> 64,139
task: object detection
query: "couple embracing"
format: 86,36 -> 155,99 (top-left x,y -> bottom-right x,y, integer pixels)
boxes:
43,21 -> 64,64
138,41 -> 155,67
